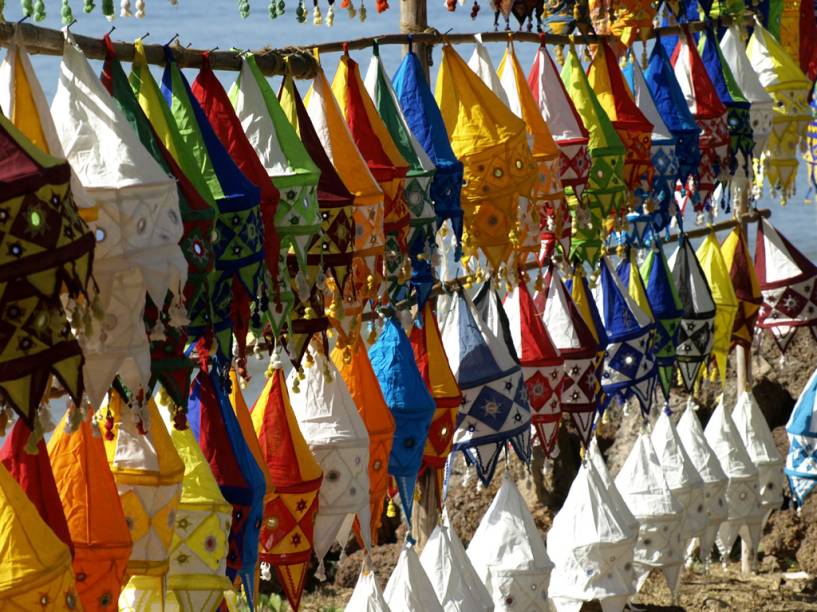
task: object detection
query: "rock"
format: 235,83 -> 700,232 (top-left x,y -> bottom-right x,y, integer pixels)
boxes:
760,509 -> 804,563
795,524 -> 817,575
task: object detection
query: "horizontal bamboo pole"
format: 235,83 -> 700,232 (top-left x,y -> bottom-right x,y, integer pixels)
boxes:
0,13 -> 753,80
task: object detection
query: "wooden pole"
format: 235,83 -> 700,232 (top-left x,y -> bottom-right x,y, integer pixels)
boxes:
400,0 -> 431,80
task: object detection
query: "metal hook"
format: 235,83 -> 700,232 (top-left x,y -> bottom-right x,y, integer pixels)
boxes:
208,46 -> 219,54
107,25 -> 116,36
140,32 -> 150,41
17,14 -> 31,25
66,18 -> 78,30
167,32 -> 180,46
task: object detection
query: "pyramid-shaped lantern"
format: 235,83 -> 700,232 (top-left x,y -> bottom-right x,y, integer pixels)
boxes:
676,404 -> 728,568
346,568 -> 391,612
101,393 -> 184,609
719,25 -> 774,200
187,364 -> 265,602
754,218 -> 817,353
586,437 -> 640,536
747,18 -> 811,203
49,410 -> 133,611
230,53 -> 322,339
51,33 -> 187,409
332,52 -> 410,302
561,43 -> 626,264
467,472 -> 554,610
435,43 -> 536,272
504,281 -> 564,455
364,46 -> 438,307
370,316 -> 436,527
0,463 -> 81,609
0,114 -> 93,434
596,256 -> 657,414
498,42 -> 566,264
278,74 -> 355,362
671,29 -> 730,215
587,39 -> 654,198
160,45 -> 265,364
154,389 -> 233,612
785,366 -> 817,506
696,231 -> 739,384
721,227 -> 762,350
101,37 -> 215,408
668,235 -> 716,391
392,49 -> 464,257
0,419 -> 73,552
419,514 -> 494,611
440,288 -> 530,485
288,345 -> 371,565
704,398 -> 764,559
410,300 -> 462,491
732,390 -> 784,525
651,410 -> 707,544
251,351 -> 323,611
615,432 -> 684,595
331,335 -> 394,543
305,63 -> 385,319
548,455 -> 638,612
623,56 -> 680,236
640,242 -> 683,399
467,36 -> 510,107
384,544 -> 444,612
537,266 -> 602,448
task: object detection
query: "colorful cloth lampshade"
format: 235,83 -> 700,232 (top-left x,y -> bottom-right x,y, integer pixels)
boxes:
785,366 -> 817,506
721,226 -> 761,350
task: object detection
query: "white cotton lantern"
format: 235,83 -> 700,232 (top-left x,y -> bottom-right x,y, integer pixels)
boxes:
346,567 -> 391,612
384,544 -> 444,612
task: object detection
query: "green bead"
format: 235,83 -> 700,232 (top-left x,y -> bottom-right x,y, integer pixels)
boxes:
61,0 -> 74,23
83,0 -> 94,12
33,0 -> 44,19
101,0 -> 113,16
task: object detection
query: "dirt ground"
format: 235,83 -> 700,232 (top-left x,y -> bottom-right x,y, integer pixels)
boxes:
281,330 -> 817,611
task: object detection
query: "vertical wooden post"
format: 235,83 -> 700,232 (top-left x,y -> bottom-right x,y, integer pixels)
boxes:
400,0 -> 431,80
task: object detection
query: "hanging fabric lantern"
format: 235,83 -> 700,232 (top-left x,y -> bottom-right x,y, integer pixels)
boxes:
467,36 -> 510,108
548,452 -> 638,612
384,544 -> 444,612
561,42 -> 627,264
754,218 -> 817,353
720,226 -> 761,350
51,34 -> 186,410
503,281 -> 564,456
392,47 -> 464,260
704,398 -> 764,559
370,316 -> 436,527
676,404 -> 728,567
536,265 -> 602,447
331,334 -> 394,542
732,389 -> 784,526
747,18 -> 811,203
588,39 -> 655,209
467,472 -> 553,610
250,350 -> 323,611
419,513 -> 494,610
605,0 -> 655,49
671,28 -> 730,216
332,50 -> 410,303
364,44 -> 438,307
0,418 -> 72,555
615,432 -> 684,595
439,288 -> 530,485
410,300 -> 462,496
278,74 -> 356,363
49,410 -> 133,611
785,366 -> 817,506
153,390 -> 233,612
596,256 -> 657,414
346,568 -> 390,612
498,42 -> 566,265
288,345 -> 371,568
0,463 -> 80,610
720,25 -> 775,202
622,56 -> 679,237
651,410 -> 707,545
696,231 -> 739,383
644,40 -> 702,221
305,62 -> 385,336
435,43 -> 536,273
668,234 -> 716,390
101,393 -> 184,609
639,242 -> 683,400
160,45 -> 265,365
587,437 -> 641,538
188,363 -> 265,604
102,37 -> 214,409
231,53 -> 323,342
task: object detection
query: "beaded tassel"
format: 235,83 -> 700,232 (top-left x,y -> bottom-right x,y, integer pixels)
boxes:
61,0 -> 74,22
238,0 -> 250,16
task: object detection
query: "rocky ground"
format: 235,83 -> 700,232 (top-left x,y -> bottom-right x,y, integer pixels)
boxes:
273,331 -> 817,611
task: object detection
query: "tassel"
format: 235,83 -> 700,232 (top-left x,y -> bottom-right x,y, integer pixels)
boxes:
32,0 -> 44,18
38,403 -> 56,433
21,0 -> 33,16
25,419 -> 43,454
315,560 -> 327,582
104,410 -> 115,440
83,0 -> 94,11
135,0 -> 143,16
61,0 -> 74,22
120,0 -> 131,16
313,2 -> 322,22
295,0 -> 306,21
238,0 -> 250,16
386,498 -> 397,518
268,0 -> 277,16
358,0 -> 365,20
325,2 -> 333,23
